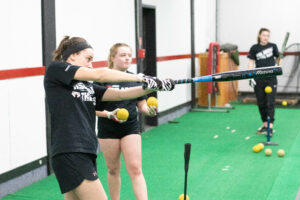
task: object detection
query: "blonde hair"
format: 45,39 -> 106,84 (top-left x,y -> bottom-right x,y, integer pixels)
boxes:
52,36 -> 87,61
108,43 -> 132,69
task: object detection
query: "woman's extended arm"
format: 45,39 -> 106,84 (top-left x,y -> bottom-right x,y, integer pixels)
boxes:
101,86 -> 153,102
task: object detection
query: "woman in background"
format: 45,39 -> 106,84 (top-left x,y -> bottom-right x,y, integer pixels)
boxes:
248,28 -> 280,136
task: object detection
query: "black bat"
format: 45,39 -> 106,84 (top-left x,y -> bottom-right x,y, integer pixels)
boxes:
184,143 -> 191,200
184,143 -> 191,172
175,66 -> 282,84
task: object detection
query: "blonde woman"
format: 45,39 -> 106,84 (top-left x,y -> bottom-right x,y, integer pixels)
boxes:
96,43 -> 156,200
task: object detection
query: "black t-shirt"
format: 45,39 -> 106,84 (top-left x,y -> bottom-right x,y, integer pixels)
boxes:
44,61 -> 107,157
96,71 -> 146,135
248,42 -> 279,68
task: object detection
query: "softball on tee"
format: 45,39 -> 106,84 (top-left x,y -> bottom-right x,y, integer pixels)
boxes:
147,97 -> 158,108
116,108 -> 129,121
264,86 -> 272,94
179,194 -> 189,200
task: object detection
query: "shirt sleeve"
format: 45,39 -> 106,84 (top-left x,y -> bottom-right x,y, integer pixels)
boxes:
134,82 -> 146,101
137,95 -> 147,102
247,45 -> 256,60
273,44 -> 280,58
93,84 -> 108,111
46,62 -> 80,86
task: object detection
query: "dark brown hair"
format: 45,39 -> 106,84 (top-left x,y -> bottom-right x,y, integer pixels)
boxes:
52,36 -> 87,61
108,43 -> 132,69
257,28 -> 270,44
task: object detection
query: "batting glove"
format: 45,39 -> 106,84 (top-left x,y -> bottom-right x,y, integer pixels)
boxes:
147,105 -> 157,117
107,108 -> 127,123
249,79 -> 256,88
141,75 -> 162,91
159,78 -> 175,91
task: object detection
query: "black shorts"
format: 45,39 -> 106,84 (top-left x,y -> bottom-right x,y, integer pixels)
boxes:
98,128 -> 140,139
51,152 -> 98,194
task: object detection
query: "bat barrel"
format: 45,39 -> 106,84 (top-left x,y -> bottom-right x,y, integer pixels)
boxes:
174,66 -> 282,84
212,66 -> 282,82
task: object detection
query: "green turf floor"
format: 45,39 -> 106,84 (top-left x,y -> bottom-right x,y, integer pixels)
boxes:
3,104 -> 300,200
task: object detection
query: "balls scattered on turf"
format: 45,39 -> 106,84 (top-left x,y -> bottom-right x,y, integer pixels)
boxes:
179,194 -> 189,200
147,96 -> 158,108
264,86 -> 272,94
277,149 -> 285,157
265,148 -> 272,156
117,108 -> 129,121
282,101 -> 287,106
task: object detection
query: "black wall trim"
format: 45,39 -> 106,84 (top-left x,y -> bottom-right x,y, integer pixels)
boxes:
41,0 -> 56,175
42,0 -> 56,67
135,0 -> 146,132
158,101 -> 193,118
135,0 -> 143,74
190,0 -> 196,108
0,156 -> 47,184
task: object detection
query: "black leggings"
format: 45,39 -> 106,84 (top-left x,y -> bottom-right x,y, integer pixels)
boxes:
254,78 -> 277,123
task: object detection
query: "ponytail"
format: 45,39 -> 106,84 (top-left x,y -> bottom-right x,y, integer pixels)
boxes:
52,36 -> 88,61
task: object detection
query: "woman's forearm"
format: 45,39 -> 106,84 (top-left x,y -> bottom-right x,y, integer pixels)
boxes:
248,59 -> 255,69
96,110 -> 109,118
137,100 -> 149,115
102,87 -> 153,102
74,67 -> 141,82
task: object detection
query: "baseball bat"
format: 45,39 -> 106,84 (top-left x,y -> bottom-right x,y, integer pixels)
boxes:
184,143 -> 191,172
184,143 -> 191,200
280,32 -> 290,59
174,66 -> 282,84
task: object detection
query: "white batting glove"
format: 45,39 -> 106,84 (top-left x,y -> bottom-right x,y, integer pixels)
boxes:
249,79 -> 256,88
141,75 -> 162,91
147,106 -> 157,117
160,78 -> 175,91
107,108 -> 127,123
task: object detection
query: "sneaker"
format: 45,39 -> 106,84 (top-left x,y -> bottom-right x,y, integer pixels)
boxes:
256,126 -> 274,136
256,126 -> 267,135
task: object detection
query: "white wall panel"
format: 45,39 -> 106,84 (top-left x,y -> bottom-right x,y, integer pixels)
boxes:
8,77 -> 46,169
0,0 -> 45,173
157,59 -> 191,112
195,0 -> 217,52
0,81 -> 11,174
55,0 -> 136,63
0,0 -> 42,70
